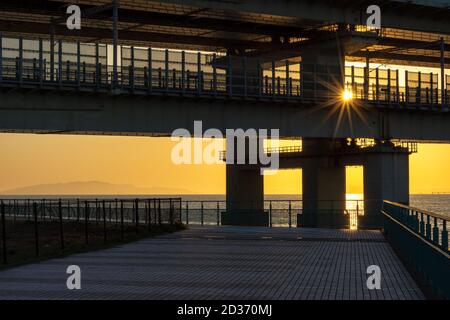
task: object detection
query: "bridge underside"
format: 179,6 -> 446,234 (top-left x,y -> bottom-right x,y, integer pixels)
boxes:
2,88 -> 450,141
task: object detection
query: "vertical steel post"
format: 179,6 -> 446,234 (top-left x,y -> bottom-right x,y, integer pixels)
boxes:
84,201 -> 89,245
147,48 -> 152,93
197,51 -> 201,95
405,71 -> 409,103
0,33 -> 3,83
120,200 -> 124,240
147,199 -> 152,231
269,201 -> 272,228
430,72 -> 434,104
396,70 -> 400,102
257,57 -> 262,99
288,201 -> 292,228
181,50 -> 186,94
365,54 -> 370,100
58,199 -> 64,250
158,199 -> 162,226
112,0 -> 118,89
77,41 -> 81,87
216,201 -> 220,226
165,49 -> 169,92
58,39 -> 62,88
103,200 -> 107,243
39,39 -> 43,87
442,220 -> 448,251
201,201 -> 204,226
135,198 -> 139,234
18,37 -> 23,85
130,46 -> 135,92
271,57 -> 275,97
1,201 -> 6,264
285,59 -> 290,97
186,202 -> 189,225
440,37 -> 445,107
212,53 -> 217,95
387,69 -> 391,102
95,42 -> 99,89
33,202 -> 39,257
375,68 -> 379,102
50,27 -> 55,81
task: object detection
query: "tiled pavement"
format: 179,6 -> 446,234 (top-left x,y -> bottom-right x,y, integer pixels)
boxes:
0,226 -> 424,300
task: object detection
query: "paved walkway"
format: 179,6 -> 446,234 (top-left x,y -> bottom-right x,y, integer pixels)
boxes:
0,226 -> 424,300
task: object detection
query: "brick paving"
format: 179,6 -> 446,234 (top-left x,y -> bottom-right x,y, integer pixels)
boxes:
0,226 -> 424,300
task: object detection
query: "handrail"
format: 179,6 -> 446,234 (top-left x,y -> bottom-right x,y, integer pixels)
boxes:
383,199 -> 448,221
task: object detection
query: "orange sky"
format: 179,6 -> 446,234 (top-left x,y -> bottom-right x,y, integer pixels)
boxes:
0,133 -> 449,194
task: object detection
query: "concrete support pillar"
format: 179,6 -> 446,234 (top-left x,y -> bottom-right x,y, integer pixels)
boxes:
224,135 -> 267,226
362,147 -> 410,229
299,139 -> 347,228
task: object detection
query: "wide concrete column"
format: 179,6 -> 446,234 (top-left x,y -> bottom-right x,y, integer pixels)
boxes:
362,146 -> 410,229
224,134 -> 267,226
299,138 -> 347,228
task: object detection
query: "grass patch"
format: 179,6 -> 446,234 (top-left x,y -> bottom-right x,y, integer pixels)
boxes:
0,220 -> 185,270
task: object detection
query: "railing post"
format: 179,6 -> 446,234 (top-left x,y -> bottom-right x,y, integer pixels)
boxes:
213,53 -> 217,96
396,70 -> 400,102
0,33 -> 2,83
165,49 -> 169,92
432,217 -> 439,245
147,199 -> 152,231
288,200 -> 292,228
197,52 -> 202,95
103,200 -> 107,243
285,59 -> 290,98
441,219 -> 448,251
419,212 -> 425,236
181,50 -> 186,94
130,46 -> 135,92
440,37 -> 445,108
38,39 -> 44,87
375,68 -> 379,102
158,199 -> 162,226
271,57 -> 275,98
76,41 -> 81,88
387,69 -> 391,102
186,202 -> 189,225
1,201 -> 7,264
148,48 -> 152,94
201,201 -> 204,226
84,201 -> 89,245
18,36 -> 23,86
426,215 -> 431,240
269,201 -> 272,227
405,70 -> 409,103
58,199 -> 64,250
217,201 -> 220,226
135,198 -> 139,234
33,202 -> 39,257
120,200 -> 124,240
95,42 -> 99,90
58,39 -> 62,88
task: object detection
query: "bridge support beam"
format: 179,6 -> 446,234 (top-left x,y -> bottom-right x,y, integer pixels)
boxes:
299,139 -> 347,228
361,145 -> 410,229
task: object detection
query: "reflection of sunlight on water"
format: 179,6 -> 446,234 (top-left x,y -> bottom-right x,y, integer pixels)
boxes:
346,194 -> 364,230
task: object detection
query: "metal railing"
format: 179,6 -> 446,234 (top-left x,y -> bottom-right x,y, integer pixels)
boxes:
382,200 -> 449,299
0,35 -> 449,109
182,199 -> 364,229
0,198 -> 181,265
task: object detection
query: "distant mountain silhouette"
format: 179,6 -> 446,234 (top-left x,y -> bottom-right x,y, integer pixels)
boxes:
0,181 -> 193,195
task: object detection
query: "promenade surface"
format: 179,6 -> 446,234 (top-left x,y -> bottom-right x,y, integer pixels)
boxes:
0,225 -> 424,300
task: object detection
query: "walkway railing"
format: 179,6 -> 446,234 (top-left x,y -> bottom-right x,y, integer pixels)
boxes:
0,35 -> 448,109
0,198 -> 182,265
382,200 -> 449,299
182,199 -> 364,229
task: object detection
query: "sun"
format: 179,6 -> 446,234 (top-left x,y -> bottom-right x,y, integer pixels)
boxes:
342,88 -> 353,102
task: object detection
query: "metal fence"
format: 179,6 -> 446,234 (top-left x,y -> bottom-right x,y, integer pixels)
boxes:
382,200 -> 449,299
0,35 -> 449,108
182,200 -> 364,229
0,198 -> 181,264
